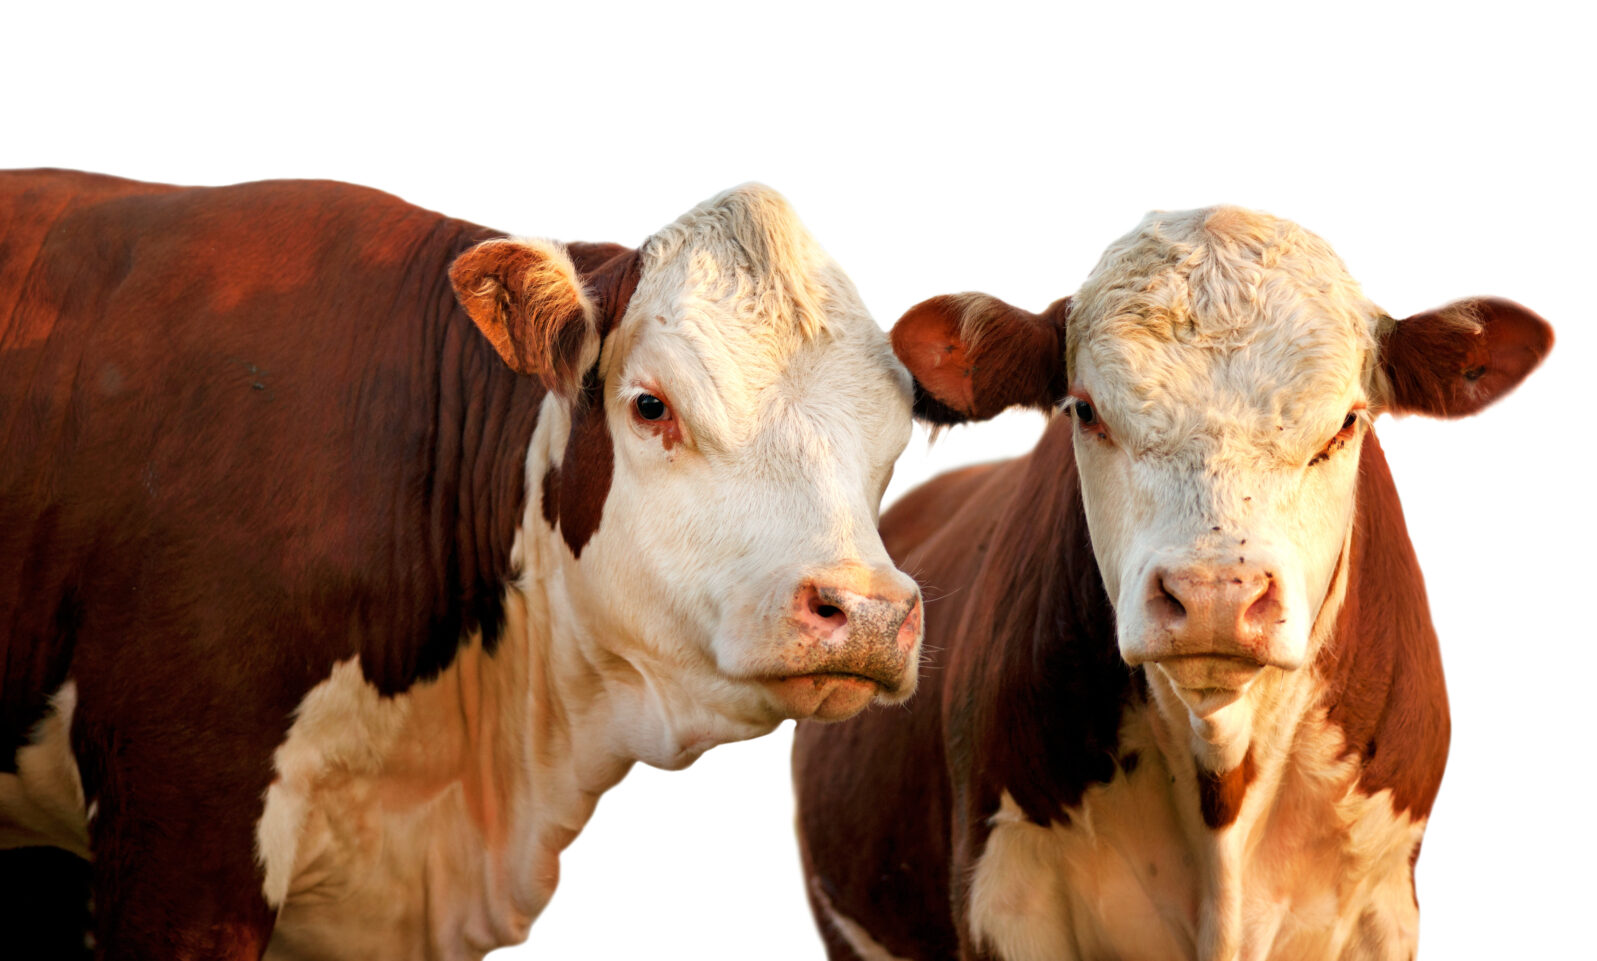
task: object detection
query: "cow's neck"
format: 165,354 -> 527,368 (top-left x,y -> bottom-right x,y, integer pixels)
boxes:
497,392 -> 779,894
1134,529 -> 1356,960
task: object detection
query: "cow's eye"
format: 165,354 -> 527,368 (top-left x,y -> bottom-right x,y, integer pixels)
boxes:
1072,399 -> 1096,425
1342,412 -> 1357,432
634,394 -> 670,421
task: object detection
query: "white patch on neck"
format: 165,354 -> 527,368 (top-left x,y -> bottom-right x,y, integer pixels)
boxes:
967,694 -> 1423,961
0,680 -> 88,857
257,577 -> 608,960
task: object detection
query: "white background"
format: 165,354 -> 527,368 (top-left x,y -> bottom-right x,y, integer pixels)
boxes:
5,2 -> 1589,957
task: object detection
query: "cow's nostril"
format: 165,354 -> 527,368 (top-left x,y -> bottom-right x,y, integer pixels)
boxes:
1152,576 -> 1187,624
1243,580 -> 1281,629
805,588 -> 848,626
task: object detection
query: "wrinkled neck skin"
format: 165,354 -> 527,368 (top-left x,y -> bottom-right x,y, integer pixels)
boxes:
265,394 -> 784,961
517,387 -> 787,779
466,391 -> 788,919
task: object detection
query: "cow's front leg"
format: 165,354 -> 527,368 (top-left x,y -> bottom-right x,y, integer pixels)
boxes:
84,738 -> 278,960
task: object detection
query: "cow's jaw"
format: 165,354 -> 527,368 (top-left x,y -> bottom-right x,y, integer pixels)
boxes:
529,359 -> 920,770
518,200 -> 921,770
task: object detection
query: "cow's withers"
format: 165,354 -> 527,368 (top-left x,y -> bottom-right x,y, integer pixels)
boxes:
796,206 -> 1550,961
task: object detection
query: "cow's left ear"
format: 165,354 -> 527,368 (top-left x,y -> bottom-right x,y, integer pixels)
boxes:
891,293 -> 1070,424
1379,297 -> 1553,418
451,238 -> 599,398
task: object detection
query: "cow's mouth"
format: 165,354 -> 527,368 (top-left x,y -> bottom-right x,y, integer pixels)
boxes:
760,672 -> 887,721
1152,654 -> 1264,704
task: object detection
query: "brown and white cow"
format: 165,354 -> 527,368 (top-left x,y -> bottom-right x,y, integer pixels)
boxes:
794,207 -> 1551,961
0,169 -> 922,959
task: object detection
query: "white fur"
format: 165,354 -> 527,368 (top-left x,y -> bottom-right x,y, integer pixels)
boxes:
0,680 -> 88,857
1070,207 -> 1377,683
1065,208 -> 1379,785
256,185 -> 917,958
968,702 -> 1422,961
964,208 -> 1424,960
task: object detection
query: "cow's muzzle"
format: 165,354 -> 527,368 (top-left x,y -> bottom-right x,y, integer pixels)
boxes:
761,572 -> 923,721
1125,560 -> 1304,688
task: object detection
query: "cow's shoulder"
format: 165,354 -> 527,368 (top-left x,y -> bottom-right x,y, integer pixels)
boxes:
880,459 -> 1007,566
897,424 -> 1135,828
1,172 -> 530,719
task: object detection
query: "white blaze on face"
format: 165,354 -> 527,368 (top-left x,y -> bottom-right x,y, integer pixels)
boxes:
549,185 -> 920,750
1066,208 -> 1380,712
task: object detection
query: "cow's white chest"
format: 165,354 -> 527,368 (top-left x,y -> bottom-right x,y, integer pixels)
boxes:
257,656 -> 558,961
967,705 -> 1423,961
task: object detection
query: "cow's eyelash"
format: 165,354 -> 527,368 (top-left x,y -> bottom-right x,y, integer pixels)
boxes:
1309,407 -> 1365,466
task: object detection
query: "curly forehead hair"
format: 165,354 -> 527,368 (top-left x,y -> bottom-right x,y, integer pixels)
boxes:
1065,207 -> 1384,387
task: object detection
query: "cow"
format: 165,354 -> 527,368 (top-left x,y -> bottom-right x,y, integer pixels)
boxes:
0,169 -> 924,960
794,206 -> 1552,961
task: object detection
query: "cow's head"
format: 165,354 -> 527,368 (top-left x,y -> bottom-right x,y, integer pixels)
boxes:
893,207 -> 1549,754
449,185 -> 920,764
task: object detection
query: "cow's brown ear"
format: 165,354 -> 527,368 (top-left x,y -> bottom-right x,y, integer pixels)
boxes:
1379,297 -> 1552,418
891,293 -> 1069,424
451,238 -> 598,397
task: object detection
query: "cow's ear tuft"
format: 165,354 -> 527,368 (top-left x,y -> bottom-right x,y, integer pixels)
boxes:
1379,297 -> 1552,418
891,293 -> 1069,424
451,238 -> 599,397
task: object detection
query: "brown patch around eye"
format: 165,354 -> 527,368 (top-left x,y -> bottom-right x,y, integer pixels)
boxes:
630,387 -> 683,450
1310,408 -> 1363,467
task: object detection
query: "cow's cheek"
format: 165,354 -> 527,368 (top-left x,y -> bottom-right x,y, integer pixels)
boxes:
1075,438 -> 1154,614
1290,440 -> 1364,625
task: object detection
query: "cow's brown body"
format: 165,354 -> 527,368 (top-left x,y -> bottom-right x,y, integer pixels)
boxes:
0,170 -> 594,956
796,420 -> 1448,959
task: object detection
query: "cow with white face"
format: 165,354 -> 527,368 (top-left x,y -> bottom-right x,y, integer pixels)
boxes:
1066,207 -> 1396,765
795,206 -> 1551,961
0,170 -> 919,959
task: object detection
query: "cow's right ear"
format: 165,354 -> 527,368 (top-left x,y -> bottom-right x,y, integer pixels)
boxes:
891,293 -> 1070,424
451,238 -> 599,398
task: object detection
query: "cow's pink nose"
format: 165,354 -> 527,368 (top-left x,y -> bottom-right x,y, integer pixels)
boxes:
1149,564 -> 1281,657
795,582 -> 922,655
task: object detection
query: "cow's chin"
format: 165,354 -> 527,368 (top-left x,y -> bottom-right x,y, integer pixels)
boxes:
1152,656 -> 1264,715
759,674 -> 884,721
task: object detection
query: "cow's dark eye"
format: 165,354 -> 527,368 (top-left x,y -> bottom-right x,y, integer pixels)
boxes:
635,394 -> 669,421
1342,412 -> 1357,431
1072,399 -> 1096,425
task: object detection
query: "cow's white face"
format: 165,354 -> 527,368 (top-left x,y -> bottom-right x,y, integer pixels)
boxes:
889,205 -> 1550,762
453,185 -> 920,767
568,191 -> 920,740
1065,208 -> 1379,713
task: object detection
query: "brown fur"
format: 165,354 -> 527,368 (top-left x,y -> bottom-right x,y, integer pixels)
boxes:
890,294 -> 1071,423
1379,297 -> 1552,417
0,169 -> 641,958
1319,432 -> 1450,819
1197,749 -> 1258,830
795,281 -> 1550,959
449,239 -> 595,397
